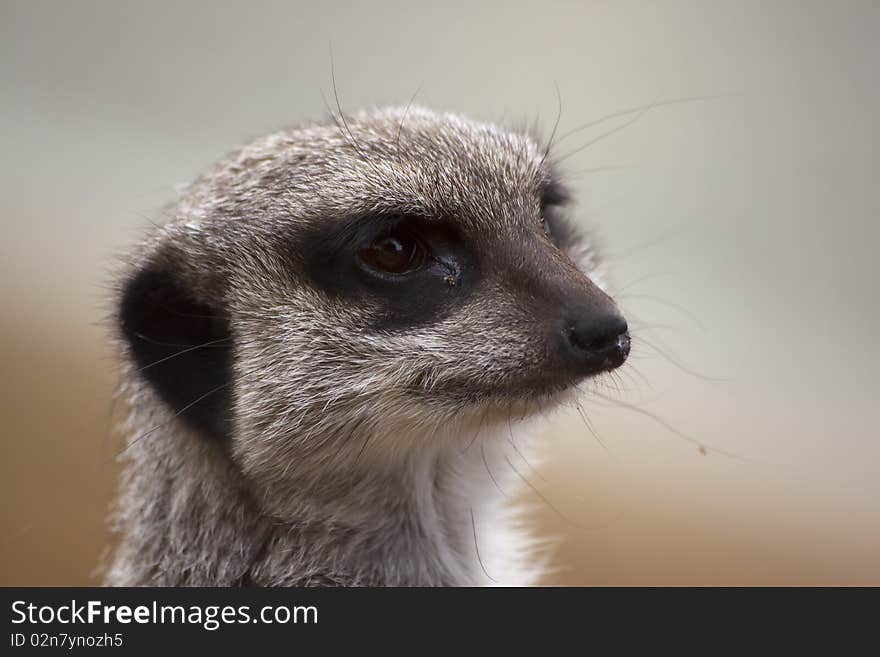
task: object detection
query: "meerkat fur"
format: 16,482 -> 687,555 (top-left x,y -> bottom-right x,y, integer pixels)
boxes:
106,106 -> 627,587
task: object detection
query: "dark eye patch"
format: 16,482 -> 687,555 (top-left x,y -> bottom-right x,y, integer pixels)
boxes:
297,214 -> 476,330
539,179 -> 581,251
542,204 -> 581,250
540,178 -> 570,208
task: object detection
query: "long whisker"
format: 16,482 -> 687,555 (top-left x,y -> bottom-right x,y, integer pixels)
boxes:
114,358 -> 272,459
326,50 -> 388,182
538,81 -> 563,171
554,93 -> 737,146
470,508 -> 497,583
616,271 -> 680,294
463,406 -> 490,453
134,336 -> 232,373
568,164 -> 635,176
606,229 -> 687,263
504,456 -> 620,531
506,403 -> 547,483
589,390 -> 750,462
555,101 -> 655,163
618,294 -> 707,331
395,83 -> 423,166
481,442 -> 509,500
618,360 -> 653,392
556,91 -> 743,163
633,334 -> 730,383
118,380 -> 234,456
330,53 -> 367,159
574,399 -> 611,456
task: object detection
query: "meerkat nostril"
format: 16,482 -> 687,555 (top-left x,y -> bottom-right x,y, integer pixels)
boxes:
563,313 -> 629,374
568,315 -> 628,352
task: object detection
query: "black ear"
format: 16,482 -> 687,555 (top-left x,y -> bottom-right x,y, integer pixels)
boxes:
118,258 -> 233,442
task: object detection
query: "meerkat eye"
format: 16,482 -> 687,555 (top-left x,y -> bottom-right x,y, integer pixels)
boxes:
541,216 -> 552,239
359,230 -> 428,275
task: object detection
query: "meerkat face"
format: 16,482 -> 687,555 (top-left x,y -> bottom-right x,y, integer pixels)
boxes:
119,107 -> 629,483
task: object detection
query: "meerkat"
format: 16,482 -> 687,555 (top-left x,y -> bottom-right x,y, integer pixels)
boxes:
106,106 -> 630,586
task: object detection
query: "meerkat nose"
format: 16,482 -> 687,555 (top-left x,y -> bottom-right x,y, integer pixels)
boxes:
562,312 -> 630,375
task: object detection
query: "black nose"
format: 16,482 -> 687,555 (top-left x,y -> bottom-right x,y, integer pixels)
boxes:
562,312 -> 630,375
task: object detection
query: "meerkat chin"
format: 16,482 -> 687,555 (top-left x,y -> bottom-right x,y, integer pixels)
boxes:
106,106 -> 630,587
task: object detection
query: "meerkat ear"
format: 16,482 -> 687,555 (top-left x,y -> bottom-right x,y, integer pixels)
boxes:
118,254 -> 233,443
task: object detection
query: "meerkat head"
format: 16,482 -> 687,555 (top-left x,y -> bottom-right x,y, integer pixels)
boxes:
118,106 -> 629,502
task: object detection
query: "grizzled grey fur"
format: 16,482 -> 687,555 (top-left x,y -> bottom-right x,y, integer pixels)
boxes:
106,106 -> 624,586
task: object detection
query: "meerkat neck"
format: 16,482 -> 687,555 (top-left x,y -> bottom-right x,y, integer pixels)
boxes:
108,408 -> 530,586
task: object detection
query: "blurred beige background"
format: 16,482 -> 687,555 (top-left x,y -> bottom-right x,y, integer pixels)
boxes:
2,0 -> 878,585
